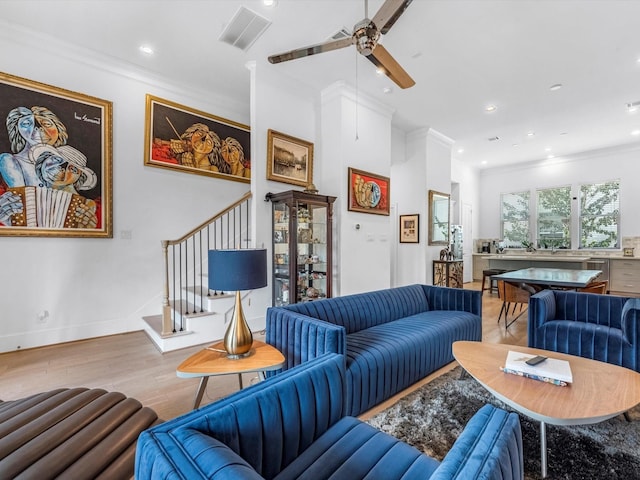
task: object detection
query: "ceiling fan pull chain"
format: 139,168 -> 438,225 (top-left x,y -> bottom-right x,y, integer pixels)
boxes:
355,49 -> 359,141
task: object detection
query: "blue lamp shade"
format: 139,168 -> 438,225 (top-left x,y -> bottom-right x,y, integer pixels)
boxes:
208,249 -> 267,292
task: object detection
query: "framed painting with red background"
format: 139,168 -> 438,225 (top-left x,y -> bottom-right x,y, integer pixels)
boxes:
144,94 -> 250,183
347,167 -> 390,216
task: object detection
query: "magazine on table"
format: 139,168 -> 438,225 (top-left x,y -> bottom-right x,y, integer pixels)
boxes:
501,350 -> 573,386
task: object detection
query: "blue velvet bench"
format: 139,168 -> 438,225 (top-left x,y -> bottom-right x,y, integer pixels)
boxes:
266,284 -> 482,416
135,353 -> 523,480
528,289 -> 640,371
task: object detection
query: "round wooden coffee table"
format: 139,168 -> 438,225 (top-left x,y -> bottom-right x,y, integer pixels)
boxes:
453,341 -> 640,478
177,340 -> 284,409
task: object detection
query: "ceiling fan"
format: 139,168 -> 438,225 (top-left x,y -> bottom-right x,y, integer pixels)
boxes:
268,0 -> 415,89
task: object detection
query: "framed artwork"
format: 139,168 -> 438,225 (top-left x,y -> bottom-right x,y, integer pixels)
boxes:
400,214 -> 419,243
144,94 -> 250,183
347,167 -> 390,216
0,71 -> 112,238
266,129 -> 313,187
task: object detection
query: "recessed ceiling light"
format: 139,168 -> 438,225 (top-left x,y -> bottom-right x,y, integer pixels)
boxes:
545,147 -> 552,152
382,87 -> 392,94
457,148 -> 465,154
550,83 -> 563,91
263,0 -> 277,6
481,160 -> 488,165
485,104 -> 497,113
547,155 -> 555,159
512,143 -> 519,147
139,45 -> 154,55
632,129 -> 640,136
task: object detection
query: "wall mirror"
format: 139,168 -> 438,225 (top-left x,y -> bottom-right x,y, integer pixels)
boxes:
428,190 -> 450,246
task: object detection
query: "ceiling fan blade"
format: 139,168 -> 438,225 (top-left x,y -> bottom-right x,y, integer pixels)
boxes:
372,0 -> 413,34
366,44 -> 415,89
268,37 -> 354,64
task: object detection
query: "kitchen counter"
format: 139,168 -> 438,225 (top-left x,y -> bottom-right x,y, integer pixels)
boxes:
486,254 -> 592,262
487,254 -> 591,270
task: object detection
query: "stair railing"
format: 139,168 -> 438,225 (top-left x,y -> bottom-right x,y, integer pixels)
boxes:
161,191 -> 252,336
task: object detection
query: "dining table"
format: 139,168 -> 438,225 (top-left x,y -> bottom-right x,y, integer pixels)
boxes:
492,267 -> 602,290
491,267 -> 603,330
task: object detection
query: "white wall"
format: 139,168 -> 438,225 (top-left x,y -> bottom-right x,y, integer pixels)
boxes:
0,24 -> 249,352
477,143 -> 640,240
320,83 -> 395,295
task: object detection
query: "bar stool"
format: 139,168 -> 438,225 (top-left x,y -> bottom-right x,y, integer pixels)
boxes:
482,269 -> 505,295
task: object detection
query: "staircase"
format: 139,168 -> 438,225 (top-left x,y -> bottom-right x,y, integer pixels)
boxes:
143,192 -> 253,352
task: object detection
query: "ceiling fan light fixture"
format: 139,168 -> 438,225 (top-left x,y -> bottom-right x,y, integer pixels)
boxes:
353,20 -> 379,56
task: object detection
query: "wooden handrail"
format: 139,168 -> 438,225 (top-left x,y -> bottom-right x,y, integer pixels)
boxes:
165,191 -> 252,246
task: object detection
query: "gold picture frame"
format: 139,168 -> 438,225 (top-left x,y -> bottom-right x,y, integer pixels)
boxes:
347,167 -> 390,216
144,94 -> 250,183
266,129 -> 313,187
0,71 -> 112,238
400,214 -> 419,243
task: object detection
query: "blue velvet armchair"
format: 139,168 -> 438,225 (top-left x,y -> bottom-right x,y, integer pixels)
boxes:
528,289 -> 640,371
135,353 -> 524,480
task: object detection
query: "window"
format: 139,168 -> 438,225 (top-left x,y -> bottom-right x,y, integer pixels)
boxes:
580,180 -> 620,249
537,186 -> 571,249
501,191 -> 530,247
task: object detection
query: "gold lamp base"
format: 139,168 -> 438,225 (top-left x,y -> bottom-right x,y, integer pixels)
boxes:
223,290 -> 254,359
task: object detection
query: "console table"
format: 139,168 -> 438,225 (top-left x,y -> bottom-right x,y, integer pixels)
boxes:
433,260 -> 463,288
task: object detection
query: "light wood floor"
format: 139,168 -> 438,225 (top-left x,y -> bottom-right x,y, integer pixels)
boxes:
0,282 -> 527,421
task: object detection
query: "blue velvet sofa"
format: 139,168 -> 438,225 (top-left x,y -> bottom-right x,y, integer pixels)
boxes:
266,284 -> 482,416
528,289 -> 640,371
135,353 -> 524,480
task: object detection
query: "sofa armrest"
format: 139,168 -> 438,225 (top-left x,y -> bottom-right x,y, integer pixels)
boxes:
266,307 -> 347,371
621,298 -> 640,345
422,285 -> 482,316
136,354 -> 347,480
527,290 -> 557,347
429,405 -> 523,480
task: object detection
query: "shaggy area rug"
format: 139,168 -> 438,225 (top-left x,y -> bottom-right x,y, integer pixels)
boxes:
366,367 -> 640,480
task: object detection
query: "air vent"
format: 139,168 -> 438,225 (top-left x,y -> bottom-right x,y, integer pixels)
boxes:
488,136 -> 500,142
219,6 -> 271,51
331,27 -> 352,40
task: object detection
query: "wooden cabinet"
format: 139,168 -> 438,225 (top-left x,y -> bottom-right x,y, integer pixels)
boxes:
610,259 -> 640,296
267,190 -> 336,306
433,260 -> 463,288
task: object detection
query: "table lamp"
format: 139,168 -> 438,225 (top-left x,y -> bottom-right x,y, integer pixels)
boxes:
208,249 -> 267,358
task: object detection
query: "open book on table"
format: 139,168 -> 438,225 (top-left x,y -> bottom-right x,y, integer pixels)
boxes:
502,350 -> 573,386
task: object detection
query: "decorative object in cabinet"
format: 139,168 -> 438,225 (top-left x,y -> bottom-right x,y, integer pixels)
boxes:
433,260 -> 463,288
266,190 -> 336,305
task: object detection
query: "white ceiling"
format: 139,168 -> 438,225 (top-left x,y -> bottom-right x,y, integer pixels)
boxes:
2,0 -> 640,169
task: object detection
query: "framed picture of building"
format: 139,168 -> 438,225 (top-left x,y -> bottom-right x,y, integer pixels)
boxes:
347,167 -> 390,216
0,71 -> 113,238
266,129 -> 313,187
400,214 -> 419,243
144,94 -> 250,183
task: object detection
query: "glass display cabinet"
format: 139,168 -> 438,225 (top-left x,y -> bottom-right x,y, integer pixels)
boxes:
266,190 -> 336,306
